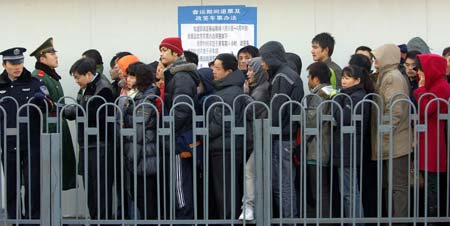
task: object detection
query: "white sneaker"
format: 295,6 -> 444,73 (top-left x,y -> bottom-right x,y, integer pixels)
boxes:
238,207 -> 254,221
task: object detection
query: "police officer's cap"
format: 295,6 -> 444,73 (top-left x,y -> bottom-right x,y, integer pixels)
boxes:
0,47 -> 26,64
30,37 -> 57,58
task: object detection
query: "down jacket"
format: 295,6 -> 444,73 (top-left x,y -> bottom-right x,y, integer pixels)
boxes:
124,85 -> 159,175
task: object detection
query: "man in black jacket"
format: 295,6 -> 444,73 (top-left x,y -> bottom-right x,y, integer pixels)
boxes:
0,47 -> 52,225
159,37 -> 200,220
64,57 -> 114,225
209,53 -> 246,220
259,41 -> 304,220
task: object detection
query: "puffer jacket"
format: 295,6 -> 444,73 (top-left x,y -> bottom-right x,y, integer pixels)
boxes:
414,54 -> 450,172
163,57 -> 200,133
305,83 -> 336,165
209,70 -> 246,152
259,41 -> 304,139
371,44 -> 411,160
124,85 -> 159,175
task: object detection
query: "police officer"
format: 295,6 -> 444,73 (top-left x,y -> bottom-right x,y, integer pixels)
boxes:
30,37 -> 76,191
0,47 -> 52,224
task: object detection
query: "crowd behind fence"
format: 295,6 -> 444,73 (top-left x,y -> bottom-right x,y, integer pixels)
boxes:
0,93 -> 449,226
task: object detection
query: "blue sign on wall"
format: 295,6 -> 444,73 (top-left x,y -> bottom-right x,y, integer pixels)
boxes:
178,5 -> 257,67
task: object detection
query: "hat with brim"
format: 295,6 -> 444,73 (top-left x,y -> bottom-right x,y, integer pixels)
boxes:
0,47 -> 26,64
30,37 -> 57,58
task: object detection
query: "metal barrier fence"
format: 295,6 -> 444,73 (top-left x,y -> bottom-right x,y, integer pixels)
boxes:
0,93 -> 449,226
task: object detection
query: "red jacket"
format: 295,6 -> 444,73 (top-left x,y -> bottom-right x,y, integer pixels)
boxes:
414,54 -> 450,172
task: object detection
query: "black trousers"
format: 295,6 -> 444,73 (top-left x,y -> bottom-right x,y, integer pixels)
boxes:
2,148 -> 40,226
210,151 -> 243,221
306,165 -> 331,219
79,148 -> 114,225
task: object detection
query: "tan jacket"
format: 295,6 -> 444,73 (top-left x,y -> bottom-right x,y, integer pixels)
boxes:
371,44 -> 411,160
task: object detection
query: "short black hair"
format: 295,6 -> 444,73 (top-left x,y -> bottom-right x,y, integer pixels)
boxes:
109,56 -> 118,68
184,50 -> 199,66
115,51 -> 132,62
82,49 -> 103,65
312,32 -> 335,57
307,61 -> 330,84
349,54 -> 371,73
237,45 -> 260,58
126,62 -> 155,92
355,46 -> 372,54
442,47 -> 450,57
214,53 -> 238,71
405,50 -> 421,61
70,57 -> 96,76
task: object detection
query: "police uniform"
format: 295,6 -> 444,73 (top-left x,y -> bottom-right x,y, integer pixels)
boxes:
30,37 -> 76,190
0,47 -> 51,221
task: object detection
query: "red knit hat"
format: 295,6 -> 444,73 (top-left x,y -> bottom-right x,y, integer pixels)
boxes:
159,37 -> 183,56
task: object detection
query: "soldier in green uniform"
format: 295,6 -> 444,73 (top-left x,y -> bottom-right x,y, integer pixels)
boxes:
30,37 -> 76,190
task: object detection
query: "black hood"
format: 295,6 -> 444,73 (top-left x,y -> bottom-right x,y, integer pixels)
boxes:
214,69 -> 246,90
259,41 -> 287,75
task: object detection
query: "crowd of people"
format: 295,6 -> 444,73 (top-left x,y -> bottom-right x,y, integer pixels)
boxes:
1,32 -> 450,226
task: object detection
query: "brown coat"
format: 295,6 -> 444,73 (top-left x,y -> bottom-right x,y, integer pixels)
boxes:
371,44 -> 411,160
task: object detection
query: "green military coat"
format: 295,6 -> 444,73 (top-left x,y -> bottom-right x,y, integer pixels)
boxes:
32,68 -> 77,190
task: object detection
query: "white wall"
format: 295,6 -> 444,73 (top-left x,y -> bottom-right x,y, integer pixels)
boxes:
2,0 -> 450,98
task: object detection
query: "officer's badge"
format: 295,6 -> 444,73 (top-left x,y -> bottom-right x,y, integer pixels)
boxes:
22,88 -> 31,92
0,90 -> 6,94
13,49 -> 20,55
40,86 -> 50,96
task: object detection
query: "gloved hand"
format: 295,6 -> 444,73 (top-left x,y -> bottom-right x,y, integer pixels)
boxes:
33,92 -> 46,101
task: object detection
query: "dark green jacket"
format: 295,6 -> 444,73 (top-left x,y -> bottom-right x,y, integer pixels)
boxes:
32,62 -> 76,190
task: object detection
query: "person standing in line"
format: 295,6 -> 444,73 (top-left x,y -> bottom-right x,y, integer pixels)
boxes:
311,32 -> 342,89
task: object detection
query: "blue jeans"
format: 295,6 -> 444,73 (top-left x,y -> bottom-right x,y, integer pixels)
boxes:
338,167 -> 364,226
272,140 -> 298,220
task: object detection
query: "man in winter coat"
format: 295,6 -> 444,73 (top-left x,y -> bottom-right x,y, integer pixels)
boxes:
304,61 -> 336,219
311,32 -> 342,89
371,44 -> 411,219
64,57 -> 114,225
0,47 -> 53,224
209,53 -> 246,220
259,41 -> 304,220
159,37 -> 200,220
29,37 -> 77,190
413,53 -> 450,217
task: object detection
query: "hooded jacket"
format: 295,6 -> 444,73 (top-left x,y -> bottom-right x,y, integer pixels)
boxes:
247,57 -> 270,118
414,54 -> 450,172
164,57 -> 200,133
209,69 -> 246,152
407,37 -> 431,54
371,44 -> 411,160
124,85 -> 159,175
259,41 -> 304,138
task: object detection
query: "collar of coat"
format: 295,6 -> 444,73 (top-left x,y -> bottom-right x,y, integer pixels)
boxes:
0,68 -> 33,85
35,61 -> 61,81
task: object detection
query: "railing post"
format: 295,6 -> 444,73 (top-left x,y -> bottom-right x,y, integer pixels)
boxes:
262,118 -> 271,226
41,133 -> 51,226
51,133 -> 61,226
